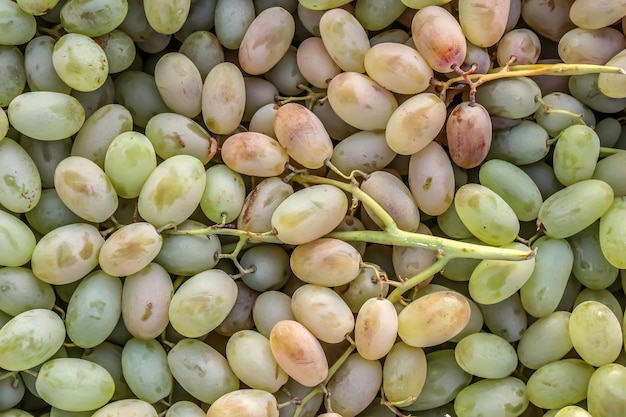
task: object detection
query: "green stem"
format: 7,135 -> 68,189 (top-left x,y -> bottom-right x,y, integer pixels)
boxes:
599,147 -> 626,157
387,256 -> 450,303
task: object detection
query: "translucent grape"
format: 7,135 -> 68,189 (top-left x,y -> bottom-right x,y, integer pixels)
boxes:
0,138 -> 40,213
220,132 -> 289,177
455,333 -> 518,379
0,267 -> 55,316
569,0 -> 626,30
446,102 -> 492,169
143,0 -> 190,34
487,121 -> 550,165
553,124 -> 600,186
213,0 -> 255,50
535,92 -> 596,138
290,238 -> 361,287
526,359 -> 595,409
252,291 -> 295,338
354,0 -> 406,31
459,0 -> 510,47
237,177 -> 293,232
0,0 -> 37,45
558,27 -> 626,65
206,389 -> 278,417
496,28 -> 541,66
153,52 -> 202,118
178,30 -> 224,80
382,342 -> 427,406
60,0 -> 128,37
454,377 -> 528,417
298,0 -> 351,9
24,36 -> 70,94
520,0 -> 575,42
52,33 -> 108,92
296,36 -> 341,89
569,301 -> 622,366
355,297 -> 398,361
517,311 -> 573,370
407,142 -> 454,216
599,196 -> 626,268
121,338 -> 172,403
330,130 -> 396,175
319,7 -> 369,72
99,222 -> 163,277
200,164 -> 245,224
91,399 -> 157,417
202,62 -> 245,135
0,210 -> 36,267
479,293 -> 527,343
587,363 -> 626,417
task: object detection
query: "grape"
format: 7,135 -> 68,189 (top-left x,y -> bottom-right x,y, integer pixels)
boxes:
200,164 -> 246,224
225,330 -> 288,392
454,376 -> 528,417
594,152 -> 626,196
459,0 -> 509,47
553,125 -> 600,186
517,311 -> 573,370
8,92 -> 85,141
520,0 -> 575,42
121,338 -> 173,403
271,184 -> 348,245
520,161 -> 565,200
91,399 -> 157,417
526,359 -> 595,409
570,0 -> 626,30
243,77 -> 279,122
238,7 -> 294,75
392,224 -> 437,282
0,372 -> 25,410
81,341 -> 134,401
0,309 -> 65,371
398,290 -> 470,348
24,36 -> 70,94
143,0 -> 190,34
570,301 -> 623,367
587,363 -> 626,417
455,333 -> 518,379
488,120 -> 550,165
335,267 -> 389,313
446,102 -> 492,169
290,238 -> 362,287
103,131 -> 156,199
559,27 -> 626,65
480,293 -> 527,343
220,131 -> 289,177
385,92 -> 447,156
264,45 -> 307,96
496,28 -> 541,66
237,177 -> 294,232
354,297 -> 397,361
574,288 -> 623,322
296,36 -> 341,89
93,30 -> 136,75
202,62 -> 245,135
0,267 -> 55,316
65,270 -> 122,348
206,389 -> 278,417
52,33 -> 108,92
537,179 -> 614,239
60,0 -> 128,37
213,0 -> 255,50
535,92 -> 596,138
354,0 -> 405,31
0,0 -> 37,45
475,77 -> 541,119
0,210 -> 36,267
319,8 -> 368,73
121,263 -> 173,340
214,280 -> 258,337
382,342 -> 426,406
554,406 -> 593,417
178,30 -> 224,80
99,222 -> 163,277
274,103 -> 333,169
0,138 -> 40,213
330,130 -> 397,175
570,74 -> 626,115
165,401 -> 205,417
153,52 -> 202,118
599,196 -> 626,268
114,71 -> 169,128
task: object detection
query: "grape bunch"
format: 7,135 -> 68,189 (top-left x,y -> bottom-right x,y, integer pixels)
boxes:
1,0 -> 626,417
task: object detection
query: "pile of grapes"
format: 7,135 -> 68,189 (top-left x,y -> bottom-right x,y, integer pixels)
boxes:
2,0 -> 626,416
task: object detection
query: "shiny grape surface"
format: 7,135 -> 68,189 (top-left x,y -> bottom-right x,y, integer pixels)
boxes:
1,1 -> 626,417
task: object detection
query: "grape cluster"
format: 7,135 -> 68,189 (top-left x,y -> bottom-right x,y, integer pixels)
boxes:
1,1 -> 626,417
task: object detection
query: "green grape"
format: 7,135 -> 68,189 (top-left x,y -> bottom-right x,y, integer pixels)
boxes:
17,0 -> 60,15
121,338 -> 172,403
355,297 -> 398,361
599,196 -> 626,269
570,301 -> 622,367
559,27 -> 626,65
446,101 -> 492,169
225,330 -> 288,393
137,154 -> 206,227
335,267 -> 389,313
167,338 -> 239,404
440,249 -> 481,281
81,341 -> 134,401
469,242 -> 535,305
201,62 -> 246,135
400,349 -> 471,412
298,0 -> 351,9
60,0 -> 128,37
454,376 -> 528,417
121,263 -> 173,340
392,224 -> 437,282
488,120 -> 550,165
595,118 -> 622,148
326,353 -> 382,417
290,238 -> 361,287
450,296 -> 485,342
252,291 -> 295,338
327,72 -> 398,131
311,93 -> 360,141
454,183 -> 520,246
382,342 -> 426,407
527,359 -> 595,409
153,52 -> 202,118
570,0 -> 626,29
0,309 -> 65,371
496,28 -> 541,66
0,0 -> 37,45
25,189 -> 84,235
475,77 -> 541,119
330,130 -> 396,175
480,293 -> 527,343
520,237 -> 573,318
168,269 -> 238,337
411,6 -> 466,73
114,71 -> 169,128
519,162 -> 563,200
271,184 -> 348,245
178,30 -> 224,80
91,399 -> 157,417
31,223 -> 104,285
206,389 -> 278,417
0,210 -> 35,267
143,0 -> 190,34
71,103 -> 133,168
24,36 -> 70,93
8,91 -> 84,141
0,372 -> 25,410
354,0 -> 405,31
136,27 -> 170,53
238,7 -> 294,75
52,33 -> 108,92
360,170 -> 420,232
296,36 -> 342,89
437,206 -> 473,240
520,0 -> 574,42
398,290 -> 470,348
71,75 -> 116,119
239,244 -> 290,292
0,108 -> 6,139
221,132 -> 289,177
593,151 -> 626,196
587,363 -> 626,417
319,7 -> 368,72
94,30 -> 136,74
117,0 -> 152,41
454,333 -> 517,379
0,46 -> 26,108
574,288 -> 623,322
99,222 -> 163,277
535,93 -> 596,138
553,123 -> 601,185
64,271 -> 121,347
104,131 -> 156,199
369,28 -> 410,45
20,136 -> 71,189
165,401 -> 205,417
213,0 -> 254,50
538,179 -> 614,239
0,410 -> 34,417
599,48 -> 626,99
263,45 -> 306,96
0,267 -> 55,316
248,102 -> 277,137
243,77 -> 279,123
517,311 -> 573,370
459,0 -> 509,47
0,138 -> 40,213
200,164 -> 246,224
291,284 -> 354,344
554,406 -> 593,417
568,222 -> 618,289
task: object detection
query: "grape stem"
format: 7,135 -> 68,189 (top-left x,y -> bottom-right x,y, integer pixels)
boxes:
387,256 -> 450,303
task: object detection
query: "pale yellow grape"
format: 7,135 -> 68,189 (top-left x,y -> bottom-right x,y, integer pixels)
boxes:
363,42 -> 433,95
60,0 -> 128,37
154,52 -> 202,118
165,401 -> 204,417
225,330 -> 288,392
385,92 -> 446,155
52,33 -> 108,92
554,406 -> 592,417
269,320 -> 329,387
517,311 -> 573,370
570,0 -> 626,30
237,177 -> 293,233
599,48 -> 626,98
0,210 -> 36,267
599,196 -> 626,268
455,333 -> 518,379
8,92 -> 85,141
526,359 -> 595,409
137,154 -> 207,227
91,399 -> 157,417
326,71 -> 398,131
238,7 -> 294,75
291,284 -> 354,344
355,297 -> 398,360
271,184 -> 348,245
319,8 -> 369,73
104,131 -> 156,199
330,130 -> 397,175
459,0 -> 510,48
398,291 -> 471,347
296,37 -> 340,89
558,27 -> 626,65
202,62 -> 245,135
570,301 -> 622,366
408,141 -> 454,216
587,363 -> 626,417
252,291 -> 295,338
290,238 -> 361,287
200,164 -> 246,224
143,0 -> 190,34
206,389 -> 278,417
0,108 -> 7,139
221,132 -> 289,177
99,222 -> 163,277
274,103 -> 333,169
0,0 -> 37,45
31,223 -> 104,285
168,269 -> 238,337
402,0 -> 451,7
248,103 -> 277,137
383,342 -> 427,406
496,28 -> 541,66
298,0 -> 352,10
213,0 -> 255,50
573,288 -> 623,322
411,6 -> 466,73
0,138 -> 40,213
